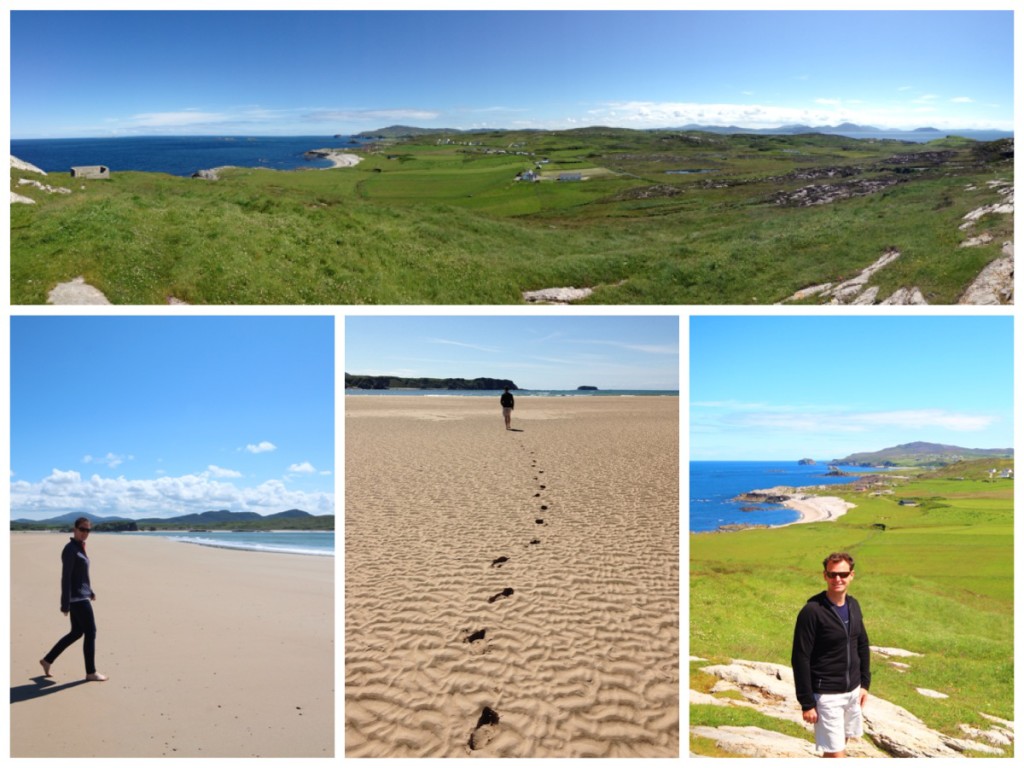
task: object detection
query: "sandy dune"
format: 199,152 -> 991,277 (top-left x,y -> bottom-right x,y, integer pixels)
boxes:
345,395 -> 679,757
10,534 -> 333,757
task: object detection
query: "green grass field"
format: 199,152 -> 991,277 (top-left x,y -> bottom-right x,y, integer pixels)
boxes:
11,128 -> 1013,304
690,466 -> 1013,756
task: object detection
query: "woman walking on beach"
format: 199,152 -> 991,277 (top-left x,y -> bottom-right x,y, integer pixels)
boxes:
40,517 -> 107,681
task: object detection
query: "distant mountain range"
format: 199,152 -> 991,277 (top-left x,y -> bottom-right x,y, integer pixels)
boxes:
836,442 -> 1013,467
12,509 -> 332,530
356,124 -> 1011,140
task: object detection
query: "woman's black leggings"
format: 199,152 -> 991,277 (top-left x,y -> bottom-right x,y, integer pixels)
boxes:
44,600 -> 96,675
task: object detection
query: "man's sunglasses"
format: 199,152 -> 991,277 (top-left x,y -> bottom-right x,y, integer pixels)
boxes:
76,526 -> 92,532
826,571 -> 852,579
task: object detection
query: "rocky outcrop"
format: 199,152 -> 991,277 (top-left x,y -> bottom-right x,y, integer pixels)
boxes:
523,286 -> 594,304
958,241 -> 1013,305
780,250 -> 907,305
17,178 -> 71,195
692,657 -> 1013,758
11,191 -> 35,205
10,155 -> 46,175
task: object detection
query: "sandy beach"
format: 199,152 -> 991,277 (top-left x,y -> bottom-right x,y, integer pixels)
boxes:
345,395 -> 679,757
738,486 -> 856,527
779,493 -> 856,525
10,533 -> 333,757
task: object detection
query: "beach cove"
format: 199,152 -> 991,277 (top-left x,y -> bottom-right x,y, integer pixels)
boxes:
10,533 -> 333,757
345,395 -> 679,756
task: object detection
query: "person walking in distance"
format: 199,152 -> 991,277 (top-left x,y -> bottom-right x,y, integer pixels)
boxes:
40,516 -> 108,681
500,387 -> 515,430
791,552 -> 869,757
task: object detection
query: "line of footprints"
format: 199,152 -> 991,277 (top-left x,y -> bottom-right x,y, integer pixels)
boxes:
463,443 -> 548,751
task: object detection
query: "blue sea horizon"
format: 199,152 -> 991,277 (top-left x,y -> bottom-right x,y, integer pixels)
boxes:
690,460 -> 873,533
346,388 -> 678,397
10,135 -> 373,176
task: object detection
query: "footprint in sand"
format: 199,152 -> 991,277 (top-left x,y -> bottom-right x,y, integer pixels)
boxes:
540,505 -> 548,511
491,556 -> 509,568
529,539 -> 540,545
468,707 -> 500,750
487,588 -> 515,603
539,485 -> 546,490
462,628 -> 486,644
535,518 -> 545,525
533,492 -> 541,497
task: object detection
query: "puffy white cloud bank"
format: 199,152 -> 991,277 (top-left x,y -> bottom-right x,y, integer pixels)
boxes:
11,468 -> 334,520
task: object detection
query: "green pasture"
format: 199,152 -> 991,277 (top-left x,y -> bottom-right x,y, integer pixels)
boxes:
10,129 -> 1012,304
690,471 -> 1013,755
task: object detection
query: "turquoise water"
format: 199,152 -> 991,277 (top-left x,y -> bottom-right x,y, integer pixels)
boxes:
690,461 -> 876,532
127,530 -> 333,556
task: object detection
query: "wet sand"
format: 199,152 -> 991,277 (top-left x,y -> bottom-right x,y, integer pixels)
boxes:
345,395 -> 679,757
10,533 -> 333,757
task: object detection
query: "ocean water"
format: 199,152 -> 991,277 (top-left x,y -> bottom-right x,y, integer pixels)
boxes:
690,461 -> 873,533
346,389 -> 678,397
10,135 -> 371,176
127,530 -> 333,556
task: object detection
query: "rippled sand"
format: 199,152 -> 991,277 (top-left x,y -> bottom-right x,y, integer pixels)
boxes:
345,395 -> 679,757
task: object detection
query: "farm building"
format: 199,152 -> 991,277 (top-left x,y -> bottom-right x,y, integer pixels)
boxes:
558,172 -> 583,182
70,165 -> 110,179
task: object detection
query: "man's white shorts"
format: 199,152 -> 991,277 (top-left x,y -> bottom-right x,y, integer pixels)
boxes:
813,687 -> 863,753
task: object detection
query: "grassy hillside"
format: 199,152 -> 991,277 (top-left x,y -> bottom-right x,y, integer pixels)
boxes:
690,470 -> 1013,755
11,129 -> 1012,304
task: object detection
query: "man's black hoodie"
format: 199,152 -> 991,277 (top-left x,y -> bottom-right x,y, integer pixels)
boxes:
791,591 -> 871,711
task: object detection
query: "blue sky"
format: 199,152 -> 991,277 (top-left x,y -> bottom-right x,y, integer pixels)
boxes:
345,316 -> 679,391
10,317 -> 335,520
691,316 -> 1013,461
11,10 -> 1013,138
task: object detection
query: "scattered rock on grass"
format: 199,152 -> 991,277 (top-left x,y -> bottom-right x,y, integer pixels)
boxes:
47,276 -> 111,305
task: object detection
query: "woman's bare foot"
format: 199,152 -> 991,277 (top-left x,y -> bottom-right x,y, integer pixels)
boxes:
86,672 -> 108,682
39,659 -> 51,676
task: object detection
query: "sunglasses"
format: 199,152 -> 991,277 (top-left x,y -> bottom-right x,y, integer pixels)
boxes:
825,571 -> 852,579
76,526 -> 92,532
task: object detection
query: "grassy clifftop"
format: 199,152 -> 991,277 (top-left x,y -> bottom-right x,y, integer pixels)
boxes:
11,130 -> 1013,305
691,467 -> 1013,755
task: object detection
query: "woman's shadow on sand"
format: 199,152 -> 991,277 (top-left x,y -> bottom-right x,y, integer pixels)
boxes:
11,676 -> 88,703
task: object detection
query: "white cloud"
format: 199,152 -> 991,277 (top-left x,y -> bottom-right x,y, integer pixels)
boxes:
207,464 -> 243,478
304,108 -> 440,123
12,468 -> 334,520
731,408 -> 994,433
245,441 -> 277,454
951,96 -> 974,103
83,452 -> 131,469
129,110 -> 231,128
428,338 -> 500,353
288,462 -> 316,474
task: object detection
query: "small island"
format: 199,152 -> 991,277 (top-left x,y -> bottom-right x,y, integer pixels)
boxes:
577,385 -> 598,391
797,458 -> 816,465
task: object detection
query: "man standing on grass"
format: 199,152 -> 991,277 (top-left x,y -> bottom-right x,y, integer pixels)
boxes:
792,552 -> 870,757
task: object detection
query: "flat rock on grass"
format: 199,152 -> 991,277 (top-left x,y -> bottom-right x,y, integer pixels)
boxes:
47,276 -> 111,305
693,657 -> 1006,758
